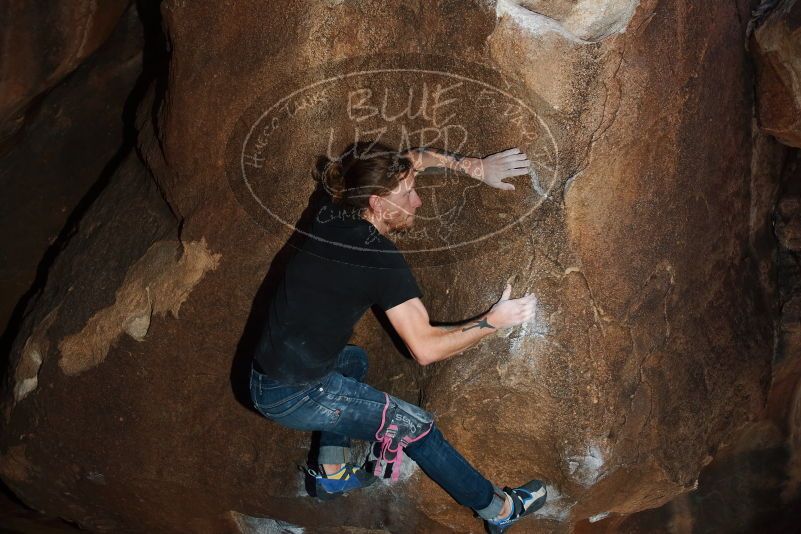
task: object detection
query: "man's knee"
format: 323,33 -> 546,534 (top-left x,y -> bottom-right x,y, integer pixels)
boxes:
391,395 -> 434,430
375,395 -> 435,447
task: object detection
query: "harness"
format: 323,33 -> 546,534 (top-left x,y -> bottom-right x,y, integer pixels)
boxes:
372,393 -> 433,481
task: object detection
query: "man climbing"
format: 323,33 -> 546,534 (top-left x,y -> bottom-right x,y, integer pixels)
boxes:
249,141 -> 547,532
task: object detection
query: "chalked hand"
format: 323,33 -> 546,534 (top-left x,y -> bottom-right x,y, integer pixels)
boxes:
488,283 -> 537,329
468,148 -> 531,190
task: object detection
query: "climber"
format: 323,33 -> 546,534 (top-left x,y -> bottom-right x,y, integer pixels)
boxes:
249,141 -> 547,533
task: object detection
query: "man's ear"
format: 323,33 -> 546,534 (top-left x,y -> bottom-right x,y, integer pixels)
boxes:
368,194 -> 382,214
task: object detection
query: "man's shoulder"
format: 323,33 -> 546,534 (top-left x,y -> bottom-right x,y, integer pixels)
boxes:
300,200 -> 410,269
297,235 -> 409,271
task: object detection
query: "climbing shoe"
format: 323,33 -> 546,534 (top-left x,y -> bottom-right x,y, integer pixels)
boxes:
301,463 -> 377,500
484,479 -> 547,533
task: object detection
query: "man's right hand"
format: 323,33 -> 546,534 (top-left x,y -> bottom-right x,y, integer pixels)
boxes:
487,283 -> 537,329
384,283 -> 536,366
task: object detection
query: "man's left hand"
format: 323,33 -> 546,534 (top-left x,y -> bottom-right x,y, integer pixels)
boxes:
462,148 -> 531,191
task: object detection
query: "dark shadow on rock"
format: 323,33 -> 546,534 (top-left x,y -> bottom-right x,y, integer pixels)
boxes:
0,474 -> 81,531
0,0 -> 171,384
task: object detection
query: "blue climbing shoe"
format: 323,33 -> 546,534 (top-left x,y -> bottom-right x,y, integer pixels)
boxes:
303,463 -> 377,500
484,479 -> 547,533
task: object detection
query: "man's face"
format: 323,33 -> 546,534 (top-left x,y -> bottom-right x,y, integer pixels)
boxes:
378,169 -> 422,232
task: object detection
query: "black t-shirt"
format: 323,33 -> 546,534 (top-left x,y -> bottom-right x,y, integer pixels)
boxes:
253,195 -> 423,385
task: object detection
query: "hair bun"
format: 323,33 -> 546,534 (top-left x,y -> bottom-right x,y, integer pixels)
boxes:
322,158 -> 346,201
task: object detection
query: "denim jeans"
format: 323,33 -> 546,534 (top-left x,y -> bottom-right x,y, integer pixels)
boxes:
250,344 -> 506,519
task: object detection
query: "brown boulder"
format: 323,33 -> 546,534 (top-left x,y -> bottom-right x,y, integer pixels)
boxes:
573,420 -> 796,532
752,0 -> 801,148
0,3 -> 144,346
0,0 -> 778,532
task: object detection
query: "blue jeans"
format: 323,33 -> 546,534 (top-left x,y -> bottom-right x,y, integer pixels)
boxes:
250,345 -> 506,519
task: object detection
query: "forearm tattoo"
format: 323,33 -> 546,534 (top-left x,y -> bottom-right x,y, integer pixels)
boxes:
461,318 -> 494,332
416,146 -> 466,161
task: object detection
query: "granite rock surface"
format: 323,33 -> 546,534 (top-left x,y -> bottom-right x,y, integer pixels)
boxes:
0,1 -> 782,532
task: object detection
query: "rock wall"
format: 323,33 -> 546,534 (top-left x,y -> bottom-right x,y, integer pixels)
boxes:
0,3 -> 144,352
0,0 -> 782,532
578,144 -> 799,533
0,0 -> 130,143
753,3 -> 801,515
752,0 -> 801,148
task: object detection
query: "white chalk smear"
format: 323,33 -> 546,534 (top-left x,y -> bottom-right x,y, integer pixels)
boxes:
231,512 -> 304,534
567,444 -> 606,486
496,0 -> 589,43
589,511 -> 611,523
533,485 -> 576,522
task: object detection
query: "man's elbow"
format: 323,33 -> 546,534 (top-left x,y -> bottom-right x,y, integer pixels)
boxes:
397,324 -> 443,366
414,353 -> 433,367
409,345 -> 442,367
408,343 -> 437,367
